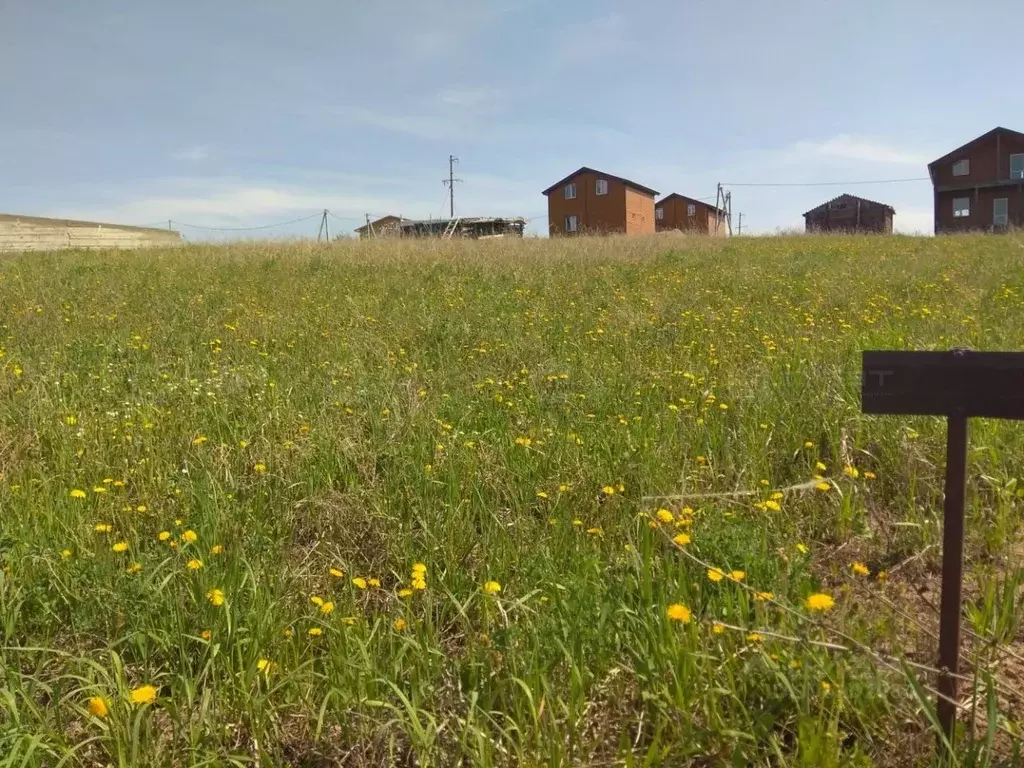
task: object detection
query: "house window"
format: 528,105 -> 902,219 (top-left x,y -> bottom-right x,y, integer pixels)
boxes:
655,207 -> 664,221
953,197 -> 971,218
564,182 -> 577,200
687,203 -> 696,216
565,215 -> 578,233
994,198 -> 1009,226
1011,154 -> 1024,180
595,179 -> 608,195
952,159 -> 970,177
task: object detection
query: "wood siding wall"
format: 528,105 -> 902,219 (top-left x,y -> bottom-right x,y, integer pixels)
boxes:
0,215 -> 182,253
804,201 -> 893,233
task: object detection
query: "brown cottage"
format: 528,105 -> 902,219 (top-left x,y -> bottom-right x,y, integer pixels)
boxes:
655,194 -> 728,235
543,167 -> 657,236
803,194 -> 894,234
354,215 -> 408,238
928,127 -> 1024,233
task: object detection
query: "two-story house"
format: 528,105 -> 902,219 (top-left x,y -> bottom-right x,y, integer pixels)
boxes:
655,193 -> 728,236
928,127 -> 1024,233
543,167 -> 658,236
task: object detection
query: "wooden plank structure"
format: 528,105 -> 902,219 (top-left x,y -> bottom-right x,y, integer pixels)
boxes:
0,213 -> 182,252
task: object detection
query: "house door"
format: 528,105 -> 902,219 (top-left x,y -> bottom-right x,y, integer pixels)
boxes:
993,198 -> 1008,228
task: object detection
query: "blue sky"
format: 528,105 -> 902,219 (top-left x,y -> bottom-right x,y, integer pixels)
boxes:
3,0 -> 1022,237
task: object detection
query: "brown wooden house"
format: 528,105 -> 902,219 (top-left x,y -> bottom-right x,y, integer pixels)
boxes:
655,194 -> 728,235
928,126 -> 1024,233
543,167 -> 657,236
803,194 -> 894,233
354,215 -> 409,239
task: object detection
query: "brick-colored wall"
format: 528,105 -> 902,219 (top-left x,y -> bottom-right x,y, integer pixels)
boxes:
656,198 -> 726,235
547,171 -> 631,235
0,214 -> 182,253
936,186 -> 1024,232
932,133 -> 1024,187
624,187 -> 655,234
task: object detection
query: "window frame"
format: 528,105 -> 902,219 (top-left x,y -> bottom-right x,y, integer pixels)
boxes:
564,182 -> 577,200
952,158 -> 970,177
595,179 -> 609,196
565,214 -> 578,233
687,203 -> 696,216
993,197 -> 1009,226
655,207 -> 664,221
952,197 -> 971,218
1010,154 -> 1024,180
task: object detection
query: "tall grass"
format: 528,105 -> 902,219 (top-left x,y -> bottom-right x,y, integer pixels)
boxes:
1,234 -> 1023,766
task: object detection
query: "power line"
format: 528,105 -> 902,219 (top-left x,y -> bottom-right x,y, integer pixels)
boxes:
442,154 -> 462,217
721,177 -> 929,188
170,212 -> 323,231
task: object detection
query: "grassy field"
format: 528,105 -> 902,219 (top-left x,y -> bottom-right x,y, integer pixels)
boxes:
2,234 -> 1023,766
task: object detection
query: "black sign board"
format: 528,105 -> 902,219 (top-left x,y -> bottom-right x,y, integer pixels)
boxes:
861,348 -> 1024,747
862,350 -> 1024,419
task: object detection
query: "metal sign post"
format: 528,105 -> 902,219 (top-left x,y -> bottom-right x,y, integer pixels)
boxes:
861,349 -> 1024,742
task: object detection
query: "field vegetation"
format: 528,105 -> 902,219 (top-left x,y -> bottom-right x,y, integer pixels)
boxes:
1,234 -> 1023,766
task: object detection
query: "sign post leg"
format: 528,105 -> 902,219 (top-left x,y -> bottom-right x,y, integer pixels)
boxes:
937,413 -> 968,743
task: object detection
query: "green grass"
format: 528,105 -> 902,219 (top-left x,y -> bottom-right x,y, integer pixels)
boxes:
1,234 -> 1023,766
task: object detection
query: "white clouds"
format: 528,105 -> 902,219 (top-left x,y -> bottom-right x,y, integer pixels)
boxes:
791,135 -> 933,166
172,145 -> 210,161
437,87 -> 501,108
893,206 -> 933,234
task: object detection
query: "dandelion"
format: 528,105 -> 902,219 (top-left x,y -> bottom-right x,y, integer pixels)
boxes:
71,489 -> 87,499
763,500 -> 781,512
586,527 -> 603,536
319,601 -> 334,615
571,519 -> 583,527
94,523 -> 113,533
804,441 -> 814,448
393,618 -> 407,631
707,568 -> 725,583
310,596 -> 324,607
411,563 -> 426,574
656,509 -> 674,524
158,531 -> 171,541
352,577 -> 367,590
126,562 -> 142,574
754,591 -> 774,601
112,541 -> 129,553
61,548 -> 72,559
398,588 -> 413,598
842,466 -> 859,479
206,588 -> 225,606
790,659 -> 802,669
201,630 -> 212,640
483,580 -> 502,595
729,570 -> 745,582
851,562 -> 870,577
367,577 -> 381,587
129,685 -> 157,705
253,463 -> 267,473
746,632 -> 763,642
805,593 -> 835,612
536,491 -> 548,499
411,576 -> 427,590
308,627 -> 322,637
601,485 -> 616,496
821,681 -> 831,692
815,461 -> 827,471
93,486 -> 107,494
87,696 -> 108,718
672,533 -> 691,546
187,559 -> 203,570
181,530 -> 197,543
191,436 -> 208,446
210,545 -> 224,555
796,543 -> 809,554
329,567 -> 344,578
712,621 -> 725,634
136,505 -> 147,513
815,482 -> 831,492
282,628 -> 294,638
257,659 -> 275,673
864,471 -> 876,479
666,603 -> 691,623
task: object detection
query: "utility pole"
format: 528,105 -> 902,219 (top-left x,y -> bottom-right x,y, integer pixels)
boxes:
715,184 -> 733,236
317,208 -> 330,242
443,154 -> 462,218
168,219 -> 172,231
737,213 -> 744,235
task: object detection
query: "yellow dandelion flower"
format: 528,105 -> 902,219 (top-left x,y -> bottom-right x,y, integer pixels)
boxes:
61,549 -> 72,559
864,471 -> 876,479
483,580 -> 502,595
191,435 -> 208,446
367,577 -> 381,587
851,562 -> 870,577
790,659 -> 802,669
411,562 -> 427,573
210,545 -> 224,555
319,601 -> 335,615
815,482 -> 831,492
253,462 -> 267,473
70,489 -> 87,499
87,696 -> 108,718
804,441 -> 814,448
746,632 -> 763,642
763,500 -> 781,512
93,486 -> 107,494
821,681 -> 831,692
329,567 -> 344,578
181,530 -> 197,543
282,628 -> 294,638
129,685 -> 157,705
112,541 -> 129,553
94,523 -> 113,533
729,570 -> 745,582
393,618 -> 407,631
805,593 -> 835,611
536,491 -> 548,499
136,505 -> 147,513
126,562 -> 142,574
308,627 -> 323,637
796,543 -> 809,554
842,466 -> 859,479
666,603 -> 691,623
257,658 -> 274,672
158,531 -> 171,541
206,588 -> 225,606
352,577 -> 367,590
586,527 -> 603,536
310,596 -> 324,607
707,568 -> 725,583
398,588 -> 413,598
201,629 -> 212,640
712,621 -> 725,634
754,591 -> 774,601
815,461 -> 827,471
672,533 -> 691,546
601,485 -> 616,496
186,559 -> 203,570
656,509 -> 674,523
411,576 -> 426,590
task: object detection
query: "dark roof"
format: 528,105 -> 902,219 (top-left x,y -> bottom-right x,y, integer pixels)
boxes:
927,126 -> 1024,169
803,194 -> 895,217
542,167 -> 658,197
354,214 -> 409,233
656,193 -> 726,215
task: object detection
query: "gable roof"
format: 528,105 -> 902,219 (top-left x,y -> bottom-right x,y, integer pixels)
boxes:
656,193 -> 726,215
354,214 -> 409,234
542,166 -> 658,197
927,126 -> 1024,169
803,194 -> 895,217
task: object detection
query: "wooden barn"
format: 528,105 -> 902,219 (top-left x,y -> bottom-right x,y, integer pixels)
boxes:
803,194 -> 894,234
